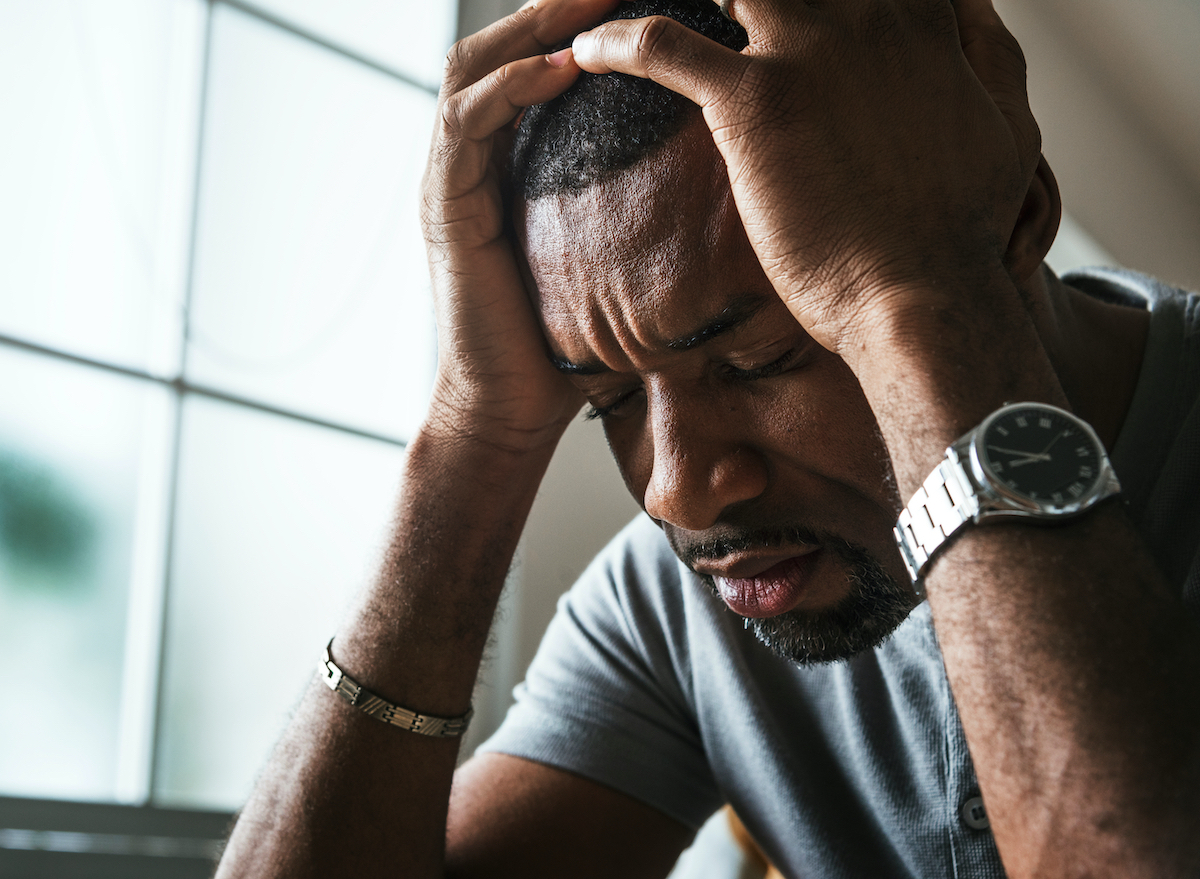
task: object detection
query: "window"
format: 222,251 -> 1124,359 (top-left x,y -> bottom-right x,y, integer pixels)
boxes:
0,0 -> 463,867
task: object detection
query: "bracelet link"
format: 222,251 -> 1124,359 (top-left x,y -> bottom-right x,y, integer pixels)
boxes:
318,639 -> 473,739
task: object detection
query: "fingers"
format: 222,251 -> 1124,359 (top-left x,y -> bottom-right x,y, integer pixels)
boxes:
442,0 -> 618,98
571,15 -> 749,110
954,0 -> 1041,174
433,51 -> 582,203
446,50 -> 580,144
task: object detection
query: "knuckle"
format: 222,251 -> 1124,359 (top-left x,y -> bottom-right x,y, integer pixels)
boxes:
419,185 -> 447,232
440,91 -> 468,134
999,28 -> 1028,73
440,67 -> 511,139
635,16 -> 680,68
441,39 -> 472,94
489,61 -> 514,95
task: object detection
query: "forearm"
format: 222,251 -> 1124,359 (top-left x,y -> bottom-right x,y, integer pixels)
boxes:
849,266 -> 1200,876
931,509 -> 1199,875
216,415 -> 566,878
217,2 -> 619,868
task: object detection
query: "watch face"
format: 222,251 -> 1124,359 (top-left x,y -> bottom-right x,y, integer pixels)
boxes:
975,404 -> 1106,510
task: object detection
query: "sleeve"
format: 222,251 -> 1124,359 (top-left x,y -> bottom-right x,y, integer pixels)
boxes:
476,515 -> 723,830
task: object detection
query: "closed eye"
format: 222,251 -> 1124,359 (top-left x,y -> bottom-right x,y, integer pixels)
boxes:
584,348 -> 805,420
725,347 -> 802,381
584,388 -> 643,421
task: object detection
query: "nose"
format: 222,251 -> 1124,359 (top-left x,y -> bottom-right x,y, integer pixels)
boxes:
641,392 -> 769,531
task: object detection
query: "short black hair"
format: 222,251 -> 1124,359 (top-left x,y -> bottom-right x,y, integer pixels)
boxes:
508,0 -> 748,202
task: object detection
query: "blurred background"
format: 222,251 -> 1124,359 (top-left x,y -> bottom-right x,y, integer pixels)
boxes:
0,0 -> 1198,875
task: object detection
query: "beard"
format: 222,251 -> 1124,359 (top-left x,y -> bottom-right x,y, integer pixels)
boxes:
679,526 -> 918,665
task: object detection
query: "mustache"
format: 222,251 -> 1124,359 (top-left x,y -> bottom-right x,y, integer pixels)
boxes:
671,524 -> 832,572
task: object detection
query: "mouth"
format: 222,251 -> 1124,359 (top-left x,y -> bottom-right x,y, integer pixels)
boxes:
676,523 -> 918,664
694,547 -> 822,618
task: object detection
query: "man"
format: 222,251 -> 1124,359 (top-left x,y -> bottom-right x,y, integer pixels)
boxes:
216,0 -> 1200,876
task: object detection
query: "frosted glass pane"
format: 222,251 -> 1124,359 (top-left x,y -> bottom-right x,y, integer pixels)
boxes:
187,5 -> 438,441
155,396 -> 406,810
0,347 -> 170,801
238,0 -> 455,89
0,0 -> 203,375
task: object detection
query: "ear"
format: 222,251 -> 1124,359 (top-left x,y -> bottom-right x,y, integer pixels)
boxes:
1005,154 -> 1062,283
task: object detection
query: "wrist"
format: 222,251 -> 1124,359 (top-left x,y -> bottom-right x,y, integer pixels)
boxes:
834,268 -> 1069,497
423,376 -> 581,457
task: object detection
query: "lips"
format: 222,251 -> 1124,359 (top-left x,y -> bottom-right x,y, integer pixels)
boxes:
703,549 -> 821,618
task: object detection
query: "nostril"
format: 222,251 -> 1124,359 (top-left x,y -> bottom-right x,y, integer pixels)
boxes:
643,445 -> 768,532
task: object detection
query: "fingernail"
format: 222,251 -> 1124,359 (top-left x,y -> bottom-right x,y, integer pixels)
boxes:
546,46 -> 573,68
572,30 -> 593,54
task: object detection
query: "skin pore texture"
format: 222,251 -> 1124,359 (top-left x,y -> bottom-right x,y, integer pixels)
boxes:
520,121 -> 910,652
517,116 -> 1142,666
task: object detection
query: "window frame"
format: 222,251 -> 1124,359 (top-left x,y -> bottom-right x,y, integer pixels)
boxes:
0,0 -> 515,861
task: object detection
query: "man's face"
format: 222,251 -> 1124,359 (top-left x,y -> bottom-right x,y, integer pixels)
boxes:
518,122 -> 917,662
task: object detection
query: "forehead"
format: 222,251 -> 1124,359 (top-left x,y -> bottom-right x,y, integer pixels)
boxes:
517,125 -> 772,360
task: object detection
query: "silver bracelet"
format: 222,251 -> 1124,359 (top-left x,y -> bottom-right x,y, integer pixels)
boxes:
318,639 -> 473,738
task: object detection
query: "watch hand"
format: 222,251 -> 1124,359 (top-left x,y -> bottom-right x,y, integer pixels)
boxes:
1007,457 -> 1048,468
987,445 -> 1051,461
1038,429 -> 1068,456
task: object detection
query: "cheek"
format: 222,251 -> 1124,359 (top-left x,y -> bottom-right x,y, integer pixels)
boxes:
791,358 -> 898,510
599,357 -> 898,516
603,419 -> 651,504
730,351 -> 896,516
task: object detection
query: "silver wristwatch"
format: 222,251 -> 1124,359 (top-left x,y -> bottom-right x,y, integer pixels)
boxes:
893,402 -> 1121,592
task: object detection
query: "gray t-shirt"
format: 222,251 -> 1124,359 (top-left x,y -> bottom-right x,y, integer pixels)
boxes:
480,269 -> 1200,878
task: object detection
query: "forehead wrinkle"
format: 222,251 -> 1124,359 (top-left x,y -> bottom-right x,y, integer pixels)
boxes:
521,119 -> 757,371
530,216 -> 698,371
537,280 -> 632,374
547,287 -> 777,376
570,196 -> 730,364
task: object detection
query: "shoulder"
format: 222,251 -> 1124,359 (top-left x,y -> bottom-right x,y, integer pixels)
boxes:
559,514 -> 716,684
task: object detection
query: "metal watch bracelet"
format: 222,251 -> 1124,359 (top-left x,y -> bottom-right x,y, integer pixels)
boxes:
894,455 -> 979,596
319,639 -> 473,738
893,402 -> 1121,594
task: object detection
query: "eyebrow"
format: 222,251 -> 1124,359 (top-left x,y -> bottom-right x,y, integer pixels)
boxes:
667,297 -> 767,351
549,296 -> 768,376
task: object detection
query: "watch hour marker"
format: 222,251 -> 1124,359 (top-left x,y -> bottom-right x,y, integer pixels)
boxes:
1076,446 -> 1090,457
996,426 -> 1010,437
1038,417 -> 1052,428
1068,482 -> 1084,498
1079,466 -> 1094,478
1016,416 -> 1028,427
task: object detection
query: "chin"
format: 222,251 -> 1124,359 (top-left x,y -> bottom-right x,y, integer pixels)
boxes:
704,539 -> 918,665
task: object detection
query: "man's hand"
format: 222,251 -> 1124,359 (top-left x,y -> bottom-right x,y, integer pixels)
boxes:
220,5 -> 649,877
565,4 -> 1200,878
569,0 -> 1039,357
421,0 -> 619,448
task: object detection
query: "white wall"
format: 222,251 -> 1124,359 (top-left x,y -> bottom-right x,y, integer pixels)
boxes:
998,0 -> 1200,291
